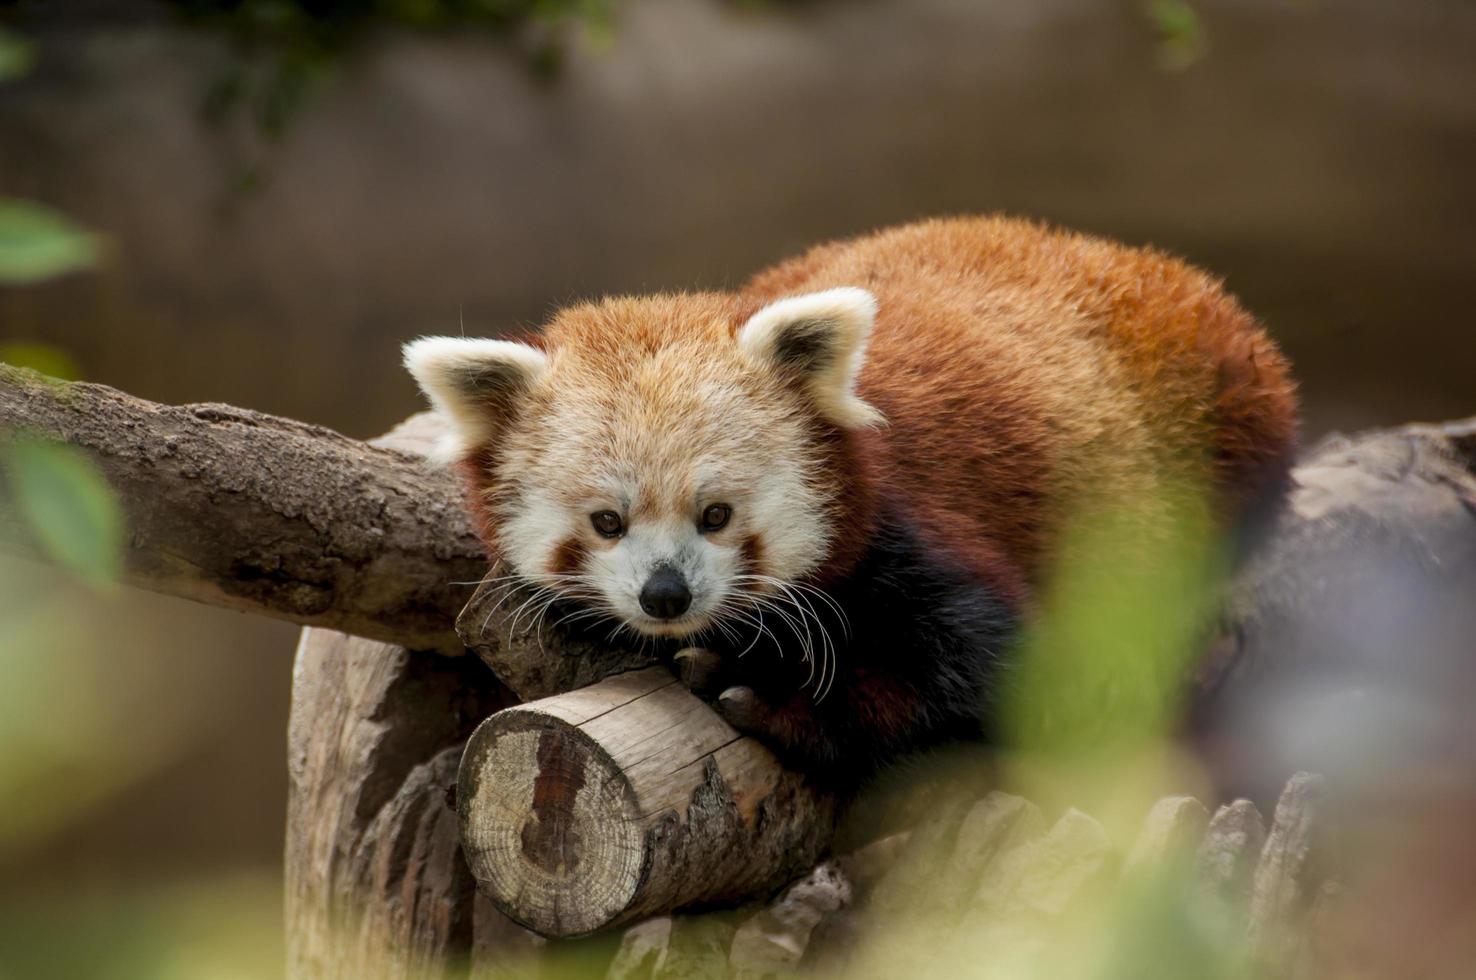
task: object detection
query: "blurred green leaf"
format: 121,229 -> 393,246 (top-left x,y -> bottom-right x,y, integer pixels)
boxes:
1,439 -> 124,589
0,343 -> 80,382
0,198 -> 103,285
0,25 -> 37,82
1004,487 -> 1226,757
0,872 -> 284,980
1146,0 -> 1207,70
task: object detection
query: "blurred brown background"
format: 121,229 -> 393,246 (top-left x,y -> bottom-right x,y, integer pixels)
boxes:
0,0 -> 1473,972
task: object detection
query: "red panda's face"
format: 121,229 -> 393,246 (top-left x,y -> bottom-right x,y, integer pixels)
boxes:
405,288 -> 880,640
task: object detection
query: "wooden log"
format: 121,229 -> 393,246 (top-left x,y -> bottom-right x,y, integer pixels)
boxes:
606,917 -> 674,980
1247,772 -> 1338,977
727,861 -> 852,980
284,416 -> 526,980
0,365 -> 484,651
284,629 -> 513,979
457,667 -> 837,938
1195,417 -> 1476,801
1125,795 -> 1210,871
1196,799 -> 1266,907
457,571 -> 656,701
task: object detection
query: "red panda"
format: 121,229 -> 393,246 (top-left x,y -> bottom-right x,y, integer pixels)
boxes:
405,215 -> 1298,788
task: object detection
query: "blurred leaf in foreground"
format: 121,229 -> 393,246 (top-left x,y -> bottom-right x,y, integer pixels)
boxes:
0,198 -> 103,284
0,343 -> 80,381
1005,491 -> 1225,754
0,439 -> 124,589
0,872 -> 284,980
0,25 -> 36,82
1146,0 -> 1207,70
999,480 -> 1227,831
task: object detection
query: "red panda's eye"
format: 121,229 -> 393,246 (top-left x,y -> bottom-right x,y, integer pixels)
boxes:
700,504 -> 732,532
591,511 -> 624,538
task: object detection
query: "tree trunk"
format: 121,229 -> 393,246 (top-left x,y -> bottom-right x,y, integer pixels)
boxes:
284,629 -> 514,978
283,417 -> 536,979
457,667 -> 837,937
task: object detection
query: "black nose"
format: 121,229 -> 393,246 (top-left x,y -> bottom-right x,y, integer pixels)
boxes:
639,566 -> 692,620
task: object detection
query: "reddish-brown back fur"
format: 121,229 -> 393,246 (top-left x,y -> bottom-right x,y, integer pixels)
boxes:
741,216 -> 1298,597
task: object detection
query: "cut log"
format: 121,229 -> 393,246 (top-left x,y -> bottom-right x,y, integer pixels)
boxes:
0,365 -> 483,651
457,667 -> 836,938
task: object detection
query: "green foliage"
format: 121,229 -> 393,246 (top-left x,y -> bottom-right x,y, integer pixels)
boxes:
175,0 -> 618,137
0,343 -> 80,381
0,438 -> 124,590
0,872 -> 284,980
1003,491 -> 1225,758
0,23 -> 35,81
1146,0 -> 1207,70
0,198 -> 103,285
1095,862 -> 1251,980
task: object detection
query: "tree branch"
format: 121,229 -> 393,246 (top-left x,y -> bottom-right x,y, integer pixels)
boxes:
0,365 -> 484,651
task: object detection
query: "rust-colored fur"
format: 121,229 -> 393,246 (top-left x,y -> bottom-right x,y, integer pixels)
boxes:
742,215 -> 1297,599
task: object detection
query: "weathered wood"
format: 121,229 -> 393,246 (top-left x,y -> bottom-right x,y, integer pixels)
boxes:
606,917 -> 674,980
1247,772 -> 1338,978
727,861 -> 852,980
933,791 -> 1045,914
284,414 -> 524,980
0,365 -> 484,651
4,363 -> 1443,969
457,667 -> 837,938
1197,417 -> 1476,800
652,917 -> 735,980
968,808 -> 1118,924
1125,795 -> 1210,871
284,629 -> 512,979
470,892 -> 546,980
1196,799 -> 1266,907
457,572 -> 656,701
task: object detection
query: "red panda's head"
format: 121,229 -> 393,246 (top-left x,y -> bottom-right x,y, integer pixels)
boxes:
404,288 -> 882,640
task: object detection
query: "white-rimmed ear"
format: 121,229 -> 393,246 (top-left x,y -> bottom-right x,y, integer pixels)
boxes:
402,337 -> 547,463
737,287 -> 884,428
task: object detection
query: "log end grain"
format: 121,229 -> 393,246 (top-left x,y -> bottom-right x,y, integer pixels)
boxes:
459,708 -> 648,937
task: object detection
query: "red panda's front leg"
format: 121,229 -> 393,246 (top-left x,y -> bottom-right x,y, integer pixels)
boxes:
711,668 -> 930,788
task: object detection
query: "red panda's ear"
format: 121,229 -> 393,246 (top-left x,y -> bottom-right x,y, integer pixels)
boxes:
402,337 -> 547,463
737,287 -> 885,428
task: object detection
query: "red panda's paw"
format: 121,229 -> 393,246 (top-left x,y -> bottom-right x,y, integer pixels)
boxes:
672,647 -> 727,696
716,686 -> 833,774
716,685 -> 770,735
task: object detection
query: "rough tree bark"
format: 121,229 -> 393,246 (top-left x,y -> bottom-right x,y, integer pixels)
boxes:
284,629 -> 514,978
283,416 -> 535,979
458,666 -> 836,937
457,572 -> 655,701
0,366 -> 483,651
1193,417 -> 1476,800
